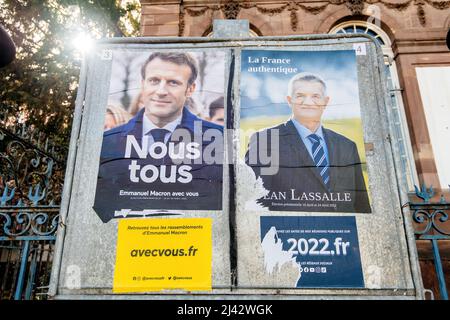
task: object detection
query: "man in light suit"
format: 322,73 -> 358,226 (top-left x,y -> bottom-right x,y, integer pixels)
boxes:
94,52 -> 223,223
245,72 -> 371,213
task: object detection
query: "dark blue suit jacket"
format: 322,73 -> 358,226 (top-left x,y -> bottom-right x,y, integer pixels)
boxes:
245,120 -> 371,213
93,107 -> 223,222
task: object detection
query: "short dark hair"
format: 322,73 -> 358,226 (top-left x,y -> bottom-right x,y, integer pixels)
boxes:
288,72 -> 327,97
209,96 -> 224,118
141,52 -> 198,86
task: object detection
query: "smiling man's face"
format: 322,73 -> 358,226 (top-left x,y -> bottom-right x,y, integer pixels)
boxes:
141,57 -> 195,124
287,80 -> 330,125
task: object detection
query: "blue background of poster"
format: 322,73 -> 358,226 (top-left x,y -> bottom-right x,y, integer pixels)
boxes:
260,216 -> 364,288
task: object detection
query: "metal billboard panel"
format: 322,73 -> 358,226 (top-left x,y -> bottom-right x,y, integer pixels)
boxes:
49,34 -> 422,299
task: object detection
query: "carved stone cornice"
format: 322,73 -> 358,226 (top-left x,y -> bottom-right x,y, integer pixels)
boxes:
140,0 -> 181,4
171,0 -> 450,35
222,0 -> 241,19
346,0 -> 365,15
415,0 -> 426,26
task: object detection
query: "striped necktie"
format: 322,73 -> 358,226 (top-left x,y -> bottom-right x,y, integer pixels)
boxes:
307,133 -> 330,188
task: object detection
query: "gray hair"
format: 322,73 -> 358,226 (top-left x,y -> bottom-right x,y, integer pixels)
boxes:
287,72 -> 327,97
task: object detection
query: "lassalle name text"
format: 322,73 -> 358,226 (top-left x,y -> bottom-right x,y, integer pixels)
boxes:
264,189 -> 352,202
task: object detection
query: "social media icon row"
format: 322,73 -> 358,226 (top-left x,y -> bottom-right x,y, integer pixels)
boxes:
299,267 -> 327,273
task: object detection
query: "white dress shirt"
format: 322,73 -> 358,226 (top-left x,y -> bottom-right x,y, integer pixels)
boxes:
142,113 -> 182,145
291,118 -> 329,165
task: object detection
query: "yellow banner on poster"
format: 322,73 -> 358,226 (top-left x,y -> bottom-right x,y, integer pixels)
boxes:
113,218 -> 212,293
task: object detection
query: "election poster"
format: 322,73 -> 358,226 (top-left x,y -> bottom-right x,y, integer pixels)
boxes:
113,218 -> 212,293
240,49 -> 372,213
93,51 -> 226,223
260,216 -> 364,288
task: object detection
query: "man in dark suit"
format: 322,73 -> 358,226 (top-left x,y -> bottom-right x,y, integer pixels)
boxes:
93,52 -> 223,223
245,72 -> 371,213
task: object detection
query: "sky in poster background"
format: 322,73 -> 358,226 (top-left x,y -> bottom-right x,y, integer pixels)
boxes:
240,50 -> 361,120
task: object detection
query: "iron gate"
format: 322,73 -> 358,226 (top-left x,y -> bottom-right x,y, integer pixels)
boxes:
411,184 -> 450,300
0,121 -> 66,300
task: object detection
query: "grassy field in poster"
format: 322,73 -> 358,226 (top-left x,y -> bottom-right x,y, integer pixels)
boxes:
239,116 -> 369,188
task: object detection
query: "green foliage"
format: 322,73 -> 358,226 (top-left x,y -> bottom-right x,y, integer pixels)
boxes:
0,0 -> 140,146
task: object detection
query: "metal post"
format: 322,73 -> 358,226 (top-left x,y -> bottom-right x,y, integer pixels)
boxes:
431,239 -> 448,300
14,240 -> 30,300
25,247 -> 38,300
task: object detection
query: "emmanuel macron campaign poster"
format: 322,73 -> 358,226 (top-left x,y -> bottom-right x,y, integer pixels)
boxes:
240,49 -> 372,213
93,50 -> 226,223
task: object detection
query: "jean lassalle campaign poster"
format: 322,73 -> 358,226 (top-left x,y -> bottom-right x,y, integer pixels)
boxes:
240,50 -> 372,213
92,51 -> 226,223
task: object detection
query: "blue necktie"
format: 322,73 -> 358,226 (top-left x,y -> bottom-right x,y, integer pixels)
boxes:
307,134 -> 330,188
147,128 -> 170,143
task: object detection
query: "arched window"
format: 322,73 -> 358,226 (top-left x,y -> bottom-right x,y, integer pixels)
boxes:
330,21 -> 388,46
330,21 -> 419,191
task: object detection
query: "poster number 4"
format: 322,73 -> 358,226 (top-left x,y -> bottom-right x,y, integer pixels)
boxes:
353,43 -> 366,56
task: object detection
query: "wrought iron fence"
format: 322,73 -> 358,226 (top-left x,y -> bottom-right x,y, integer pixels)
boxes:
0,122 -> 66,300
411,184 -> 450,300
